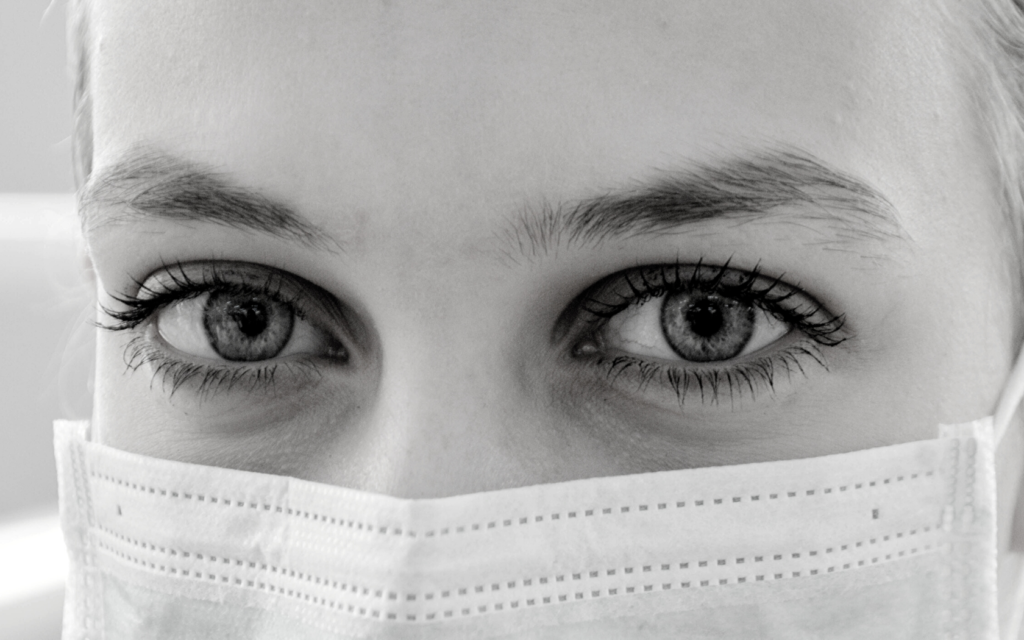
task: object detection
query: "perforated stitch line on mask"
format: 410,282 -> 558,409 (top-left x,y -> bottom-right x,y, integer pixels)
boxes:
93,516 -> 948,623
87,467 -> 939,539
96,542 -> 947,622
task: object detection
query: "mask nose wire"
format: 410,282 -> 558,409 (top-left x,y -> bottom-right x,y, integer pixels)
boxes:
994,339 -> 1024,444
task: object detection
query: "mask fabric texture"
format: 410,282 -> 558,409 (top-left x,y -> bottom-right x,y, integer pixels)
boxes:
56,415 -> 1006,640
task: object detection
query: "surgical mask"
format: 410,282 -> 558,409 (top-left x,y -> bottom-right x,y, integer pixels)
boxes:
56,359 -> 1024,639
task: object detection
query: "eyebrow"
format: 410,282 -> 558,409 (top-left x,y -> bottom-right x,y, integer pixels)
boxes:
80,149 -> 338,251
83,146 -> 904,262
501,147 -> 906,261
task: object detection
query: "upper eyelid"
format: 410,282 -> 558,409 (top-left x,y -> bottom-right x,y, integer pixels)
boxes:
605,264 -> 815,309
574,262 -> 847,344
580,263 -> 766,316
102,261 -> 344,333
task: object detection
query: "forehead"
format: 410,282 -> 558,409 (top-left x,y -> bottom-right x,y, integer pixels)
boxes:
88,0 -> 975,243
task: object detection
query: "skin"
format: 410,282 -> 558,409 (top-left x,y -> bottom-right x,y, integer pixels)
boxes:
83,0 -> 1024,627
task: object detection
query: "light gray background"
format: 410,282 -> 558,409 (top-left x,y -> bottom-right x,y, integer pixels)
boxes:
2,3 -> 81,637
2,0 -> 81,514
2,1 -> 75,193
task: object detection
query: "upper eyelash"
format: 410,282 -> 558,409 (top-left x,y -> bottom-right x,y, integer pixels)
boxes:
577,259 -> 848,347
100,261 -> 303,333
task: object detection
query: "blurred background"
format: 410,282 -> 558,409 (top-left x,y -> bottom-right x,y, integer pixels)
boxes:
1,2 -> 89,637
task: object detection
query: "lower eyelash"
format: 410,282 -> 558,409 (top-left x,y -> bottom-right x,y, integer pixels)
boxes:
590,343 -> 827,406
123,336 -> 323,399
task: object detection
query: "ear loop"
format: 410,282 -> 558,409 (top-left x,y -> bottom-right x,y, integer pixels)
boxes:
994,339 -> 1024,445
992,339 -> 1024,639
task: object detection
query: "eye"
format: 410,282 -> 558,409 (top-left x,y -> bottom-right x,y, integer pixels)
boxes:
156,290 -> 332,362
102,261 -> 350,374
569,261 -> 847,394
602,290 -> 790,363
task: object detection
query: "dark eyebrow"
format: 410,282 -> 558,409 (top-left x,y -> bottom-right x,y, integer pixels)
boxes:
501,147 -> 907,260
79,148 -> 338,251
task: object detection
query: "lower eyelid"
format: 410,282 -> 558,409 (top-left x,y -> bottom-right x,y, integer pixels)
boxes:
121,335 -> 326,399
579,341 -> 829,407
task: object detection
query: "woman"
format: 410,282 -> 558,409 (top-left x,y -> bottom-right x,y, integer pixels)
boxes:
59,0 -> 1024,637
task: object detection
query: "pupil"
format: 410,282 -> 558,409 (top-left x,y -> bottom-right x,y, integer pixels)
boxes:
228,300 -> 269,337
685,299 -> 724,338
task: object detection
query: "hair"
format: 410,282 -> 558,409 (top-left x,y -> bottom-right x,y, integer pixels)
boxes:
66,1 -> 1024,274
982,1 -> 1024,223
68,0 -> 92,189
970,0 -> 1024,315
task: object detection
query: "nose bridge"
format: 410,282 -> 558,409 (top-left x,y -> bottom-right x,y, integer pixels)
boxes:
362,331 -> 515,498
353,263 -> 529,497
372,231 -> 517,411
381,319 -> 503,428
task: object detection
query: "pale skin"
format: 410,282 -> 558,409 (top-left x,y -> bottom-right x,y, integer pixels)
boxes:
83,0 -> 1024,629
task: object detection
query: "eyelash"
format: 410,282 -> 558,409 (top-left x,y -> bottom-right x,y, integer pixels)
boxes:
570,259 -> 847,404
103,259 -> 846,403
118,336 -> 324,398
101,262 -> 329,397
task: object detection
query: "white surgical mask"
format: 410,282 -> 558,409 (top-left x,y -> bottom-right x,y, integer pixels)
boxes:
56,358 -> 1024,639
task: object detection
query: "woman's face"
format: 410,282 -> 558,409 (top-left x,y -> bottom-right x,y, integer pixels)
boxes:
85,0 -> 1017,499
